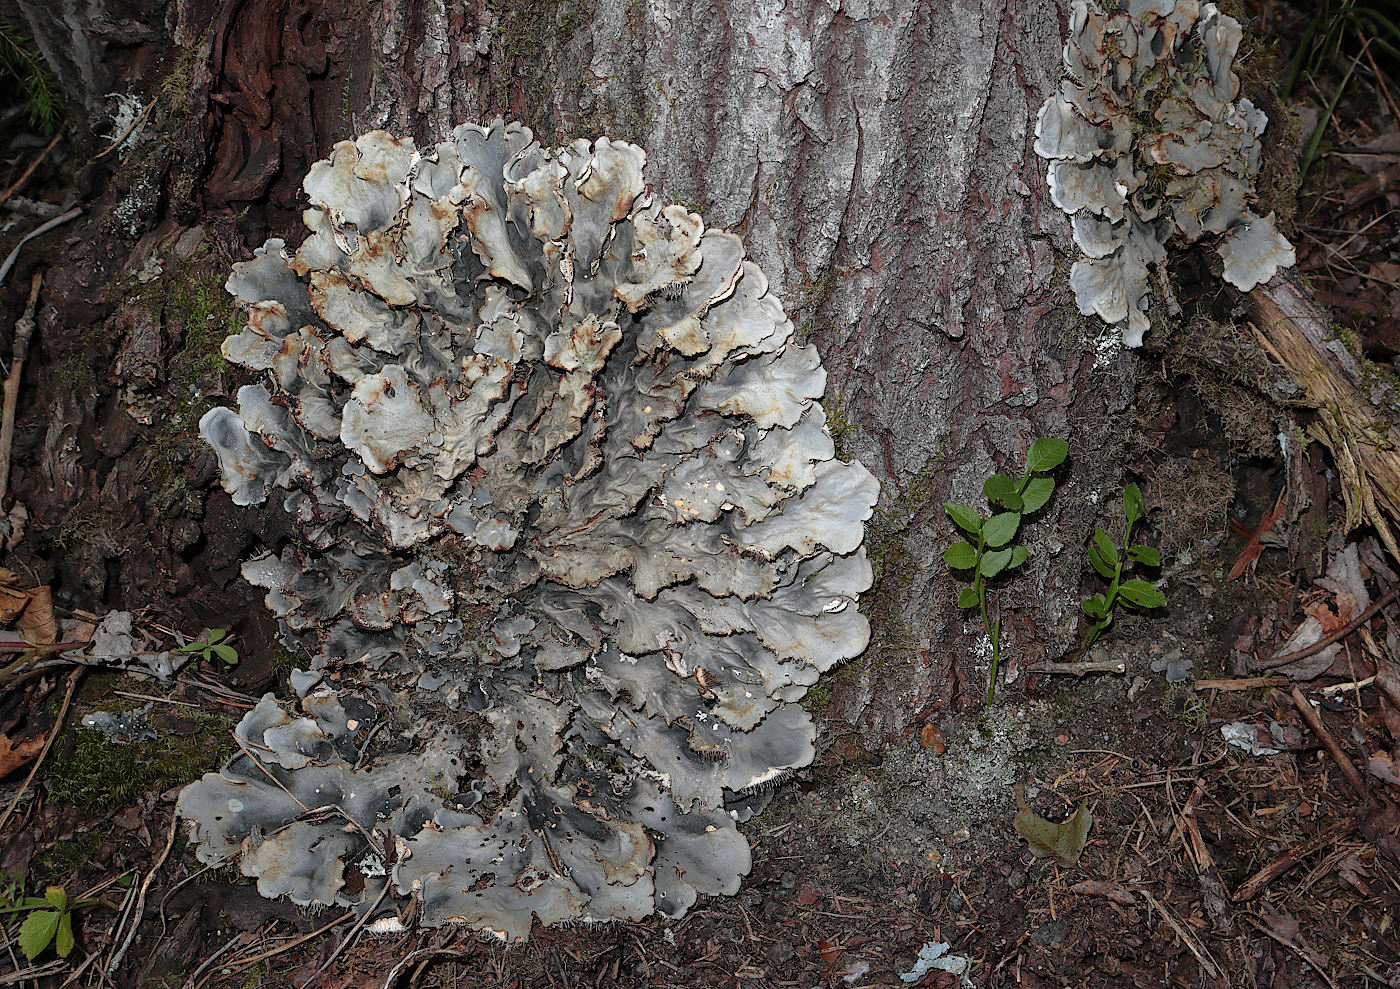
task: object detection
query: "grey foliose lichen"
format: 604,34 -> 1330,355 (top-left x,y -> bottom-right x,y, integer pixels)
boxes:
1035,0 -> 1296,346
176,120 -> 878,941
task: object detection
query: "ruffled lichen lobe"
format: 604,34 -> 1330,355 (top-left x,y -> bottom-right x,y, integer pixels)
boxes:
1035,0 -> 1296,345
177,119 -> 878,941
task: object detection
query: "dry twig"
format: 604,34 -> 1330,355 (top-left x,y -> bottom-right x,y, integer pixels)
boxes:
1290,686 -> 1368,797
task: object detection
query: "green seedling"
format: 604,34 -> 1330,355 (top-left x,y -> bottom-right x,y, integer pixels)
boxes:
944,437 -> 1068,704
0,884 -> 97,960
175,627 -> 238,666
1079,482 -> 1166,654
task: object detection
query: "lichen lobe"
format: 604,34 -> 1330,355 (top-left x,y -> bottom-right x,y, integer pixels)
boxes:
1035,0 -> 1296,345
177,119 -> 877,941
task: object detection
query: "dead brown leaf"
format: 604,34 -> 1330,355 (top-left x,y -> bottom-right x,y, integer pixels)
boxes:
0,732 -> 45,777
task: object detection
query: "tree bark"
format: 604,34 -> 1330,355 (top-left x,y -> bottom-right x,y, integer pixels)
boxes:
7,0 -> 1132,739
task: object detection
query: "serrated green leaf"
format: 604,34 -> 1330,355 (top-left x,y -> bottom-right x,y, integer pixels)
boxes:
1092,527 -> 1119,567
55,912 -> 73,957
983,511 -> 1021,547
1027,437 -> 1069,473
956,587 -> 979,608
1081,593 -> 1108,618
1008,545 -> 1029,569
212,644 -> 239,665
43,886 -> 65,911
1127,544 -> 1161,567
945,502 -> 983,536
1021,476 -> 1055,513
18,910 -> 60,960
1123,482 -> 1145,524
983,474 -> 1017,502
980,547 -> 1013,578
944,541 -> 978,569
1118,579 -> 1166,609
1087,545 -> 1116,580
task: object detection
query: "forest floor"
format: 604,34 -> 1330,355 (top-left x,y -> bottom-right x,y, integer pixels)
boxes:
3,2 -> 1400,988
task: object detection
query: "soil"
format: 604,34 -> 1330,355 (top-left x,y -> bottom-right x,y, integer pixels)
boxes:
2,3 -> 1400,988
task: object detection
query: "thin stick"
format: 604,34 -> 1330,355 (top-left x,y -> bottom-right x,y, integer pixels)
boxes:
1256,585 -> 1400,670
1291,686 -> 1368,797
1243,913 -> 1340,989
0,666 -> 80,832
0,131 -> 62,207
200,912 -> 351,988
1141,890 -> 1219,979
0,271 -> 41,501
299,881 -> 392,988
1232,820 -> 1357,902
1026,658 -> 1127,676
106,807 -> 180,975
0,207 -> 80,287
93,101 -> 154,160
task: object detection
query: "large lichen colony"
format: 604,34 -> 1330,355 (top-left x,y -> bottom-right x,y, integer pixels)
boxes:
176,121 -> 878,940
1035,0 -> 1296,345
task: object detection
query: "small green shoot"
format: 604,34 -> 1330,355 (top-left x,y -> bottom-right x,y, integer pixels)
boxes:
1079,483 -> 1166,655
175,628 -> 238,666
944,437 -> 1068,704
0,884 -> 97,960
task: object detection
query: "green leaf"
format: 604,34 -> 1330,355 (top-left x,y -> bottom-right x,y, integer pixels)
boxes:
174,641 -> 200,654
1127,544 -> 1161,568
1026,437 -> 1069,473
212,644 -> 239,665
945,502 -> 983,536
944,541 -> 978,569
43,886 -> 65,911
1081,593 -> 1108,618
956,587 -> 979,609
55,912 -> 73,957
1118,579 -> 1166,609
1007,545 -> 1029,570
983,474 -> 1017,503
982,512 -> 1022,548
980,547 -> 1013,578
1092,527 -> 1119,567
1087,544 -> 1116,580
18,910 -> 60,960
1015,786 -> 1093,866
1123,482 -> 1145,524
997,491 -> 1024,512
207,628 -> 228,644
1021,476 -> 1055,513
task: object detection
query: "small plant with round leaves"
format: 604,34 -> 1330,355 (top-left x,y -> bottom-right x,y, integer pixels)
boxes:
1079,483 -> 1166,654
944,437 -> 1068,704
174,628 -> 238,667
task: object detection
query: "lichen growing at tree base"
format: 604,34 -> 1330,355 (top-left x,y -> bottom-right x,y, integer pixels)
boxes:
177,119 -> 877,941
1036,0 -> 1296,345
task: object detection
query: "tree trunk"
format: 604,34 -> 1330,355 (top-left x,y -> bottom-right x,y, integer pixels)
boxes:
8,0 -> 1130,739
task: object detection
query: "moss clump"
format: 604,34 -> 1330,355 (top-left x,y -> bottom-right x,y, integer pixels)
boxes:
45,715 -> 237,809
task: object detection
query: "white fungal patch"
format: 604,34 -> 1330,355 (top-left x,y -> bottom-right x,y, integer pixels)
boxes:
178,119 -> 878,942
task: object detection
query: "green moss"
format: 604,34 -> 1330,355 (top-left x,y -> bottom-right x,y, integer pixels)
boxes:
824,391 -> 857,462
30,828 -> 109,884
45,714 -> 238,810
484,0 -> 588,134
801,681 -> 833,714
